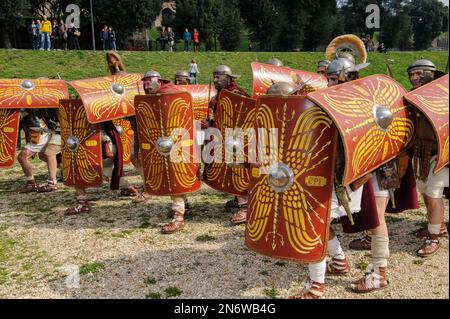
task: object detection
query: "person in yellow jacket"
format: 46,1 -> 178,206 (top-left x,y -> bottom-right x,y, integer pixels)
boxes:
40,15 -> 52,51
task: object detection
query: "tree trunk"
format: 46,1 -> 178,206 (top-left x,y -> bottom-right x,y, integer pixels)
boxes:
1,28 -> 12,49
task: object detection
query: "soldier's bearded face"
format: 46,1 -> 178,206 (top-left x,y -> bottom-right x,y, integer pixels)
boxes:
213,74 -> 230,90
175,76 -> 189,85
143,77 -> 161,94
409,70 -> 423,88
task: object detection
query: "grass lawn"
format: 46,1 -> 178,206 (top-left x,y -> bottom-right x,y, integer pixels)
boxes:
0,49 -> 447,93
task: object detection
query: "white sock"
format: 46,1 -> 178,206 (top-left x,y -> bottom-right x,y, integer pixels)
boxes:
428,223 -> 441,235
328,236 -> 345,260
26,176 -> 34,181
308,259 -> 326,284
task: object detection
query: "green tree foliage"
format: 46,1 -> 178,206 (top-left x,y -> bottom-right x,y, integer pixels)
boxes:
408,0 -> 447,50
0,0 -> 31,48
217,0 -> 244,51
173,0 -> 222,51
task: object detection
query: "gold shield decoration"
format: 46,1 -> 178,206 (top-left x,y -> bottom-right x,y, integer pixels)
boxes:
0,109 -> 20,168
177,84 -> 217,120
112,118 -> 134,165
135,92 -> 200,196
404,74 -> 449,173
0,79 -> 69,109
251,62 -> 328,99
308,74 -> 415,186
203,90 -> 256,196
60,99 -> 103,188
68,73 -> 143,124
246,95 -> 337,263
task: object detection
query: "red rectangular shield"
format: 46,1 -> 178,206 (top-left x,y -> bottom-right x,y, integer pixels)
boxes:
0,79 -> 69,109
177,84 -> 217,120
112,118 -> 134,165
307,74 -> 414,186
246,95 -> 337,263
251,62 -> 327,99
60,99 -> 103,188
68,73 -> 143,124
0,109 -> 20,168
404,74 -> 449,173
135,92 -> 201,196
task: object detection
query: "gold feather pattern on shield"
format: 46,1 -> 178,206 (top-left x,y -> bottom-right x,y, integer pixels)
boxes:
0,109 -> 17,165
60,102 -> 101,184
0,79 -> 66,107
136,100 -> 164,191
166,97 -> 198,189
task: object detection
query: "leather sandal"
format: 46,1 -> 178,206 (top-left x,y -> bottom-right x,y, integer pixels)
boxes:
417,234 -> 440,258
289,280 -> 325,299
37,181 -> 58,193
349,235 -> 372,251
351,266 -> 388,293
231,206 -> 247,225
120,186 -> 140,197
132,192 -> 151,203
161,211 -> 185,234
65,198 -> 90,215
19,180 -> 37,193
326,256 -> 350,276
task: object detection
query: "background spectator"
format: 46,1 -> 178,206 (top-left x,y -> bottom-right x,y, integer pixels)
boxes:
167,27 -> 175,52
40,16 -> 52,51
28,20 -> 38,50
59,19 -> 67,50
100,25 -> 109,50
188,58 -> 200,84
35,19 -> 41,49
183,28 -> 191,52
193,28 -> 200,52
108,27 -> 117,51
51,20 -> 59,50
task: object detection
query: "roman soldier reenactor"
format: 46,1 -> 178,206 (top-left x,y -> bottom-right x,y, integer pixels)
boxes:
202,65 -> 251,225
174,70 -> 191,85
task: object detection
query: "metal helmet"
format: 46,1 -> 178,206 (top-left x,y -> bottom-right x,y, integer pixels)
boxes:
213,65 -> 240,78
407,59 -> 437,73
266,58 -> 284,67
267,82 -> 299,95
326,58 -> 355,76
336,52 -> 355,65
317,60 -> 331,68
175,70 -> 189,78
142,70 -> 161,81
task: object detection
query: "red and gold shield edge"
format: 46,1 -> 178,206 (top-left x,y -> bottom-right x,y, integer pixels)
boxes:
246,95 -> 337,263
135,92 -> 201,196
60,99 -> 103,188
307,74 -> 415,186
0,109 -> 20,168
203,89 -> 256,196
251,62 -> 327,99
0,79 -> 69,109
68,73 -> 143,124
404,74 -> 449,173
177,84 -> 217,120
112,118 -> 134,165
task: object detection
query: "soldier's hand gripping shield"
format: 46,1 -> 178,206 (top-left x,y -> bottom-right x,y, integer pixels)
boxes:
245,95 -> 338,263
203,89 -> 257,196
60,99 -> 103,188
134,92 -> 201,196
404,74 -> 449,174
0,78 -> 69,168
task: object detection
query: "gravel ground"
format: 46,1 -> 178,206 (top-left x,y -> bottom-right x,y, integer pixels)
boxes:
0,160 -> 448,299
